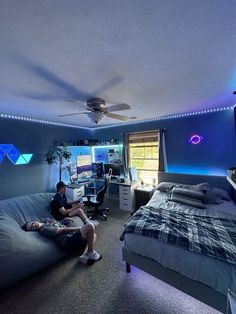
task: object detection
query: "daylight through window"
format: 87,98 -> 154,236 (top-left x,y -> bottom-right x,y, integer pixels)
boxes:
128,130 -> 159,185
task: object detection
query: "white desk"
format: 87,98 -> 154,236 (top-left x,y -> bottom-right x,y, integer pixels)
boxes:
66,184 -> 85,202
67,179 -> 137,212
66,179 -> 94,201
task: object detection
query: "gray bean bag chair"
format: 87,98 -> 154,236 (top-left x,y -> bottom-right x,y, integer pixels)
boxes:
0,193 -> 83,290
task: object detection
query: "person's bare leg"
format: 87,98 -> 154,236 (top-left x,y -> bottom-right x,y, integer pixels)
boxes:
79,224 -> 101,263
69,206 -> 99,227
69,207 -> 89,223
80,223 -> 95,252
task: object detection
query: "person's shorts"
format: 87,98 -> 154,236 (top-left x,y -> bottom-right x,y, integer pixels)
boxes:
64,203 -> 73,210
63,229 -> 87,253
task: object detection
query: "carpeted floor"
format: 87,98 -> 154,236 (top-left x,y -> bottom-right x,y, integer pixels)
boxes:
0,198 -> 221,314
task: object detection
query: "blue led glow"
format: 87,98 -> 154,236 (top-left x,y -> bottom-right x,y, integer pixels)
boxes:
0,105 -> 234,130
0,151 -> 4,164
96,153 -> 104,161
0,144 -> 12,154
167,166 -> 226,176
15,154 -> 33,165
91,105 -> 234,129
7,145 -> 20,163
0,144 -> 33,165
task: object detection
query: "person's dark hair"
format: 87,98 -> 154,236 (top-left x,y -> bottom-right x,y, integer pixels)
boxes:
21,222 -> 29,231
56,181 -> 67,191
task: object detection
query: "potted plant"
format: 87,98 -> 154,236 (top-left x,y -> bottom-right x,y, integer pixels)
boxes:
45,145 -> 71,182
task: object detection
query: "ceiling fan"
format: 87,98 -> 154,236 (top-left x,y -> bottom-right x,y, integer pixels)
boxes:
58,97 -> 131,124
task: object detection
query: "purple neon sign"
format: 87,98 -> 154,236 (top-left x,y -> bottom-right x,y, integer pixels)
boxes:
188,134 -> 203,145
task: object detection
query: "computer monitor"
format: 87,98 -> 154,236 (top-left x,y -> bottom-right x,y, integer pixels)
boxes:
92,162 -> 104,178
104,163 -> 121,176
76,154 -> 92,179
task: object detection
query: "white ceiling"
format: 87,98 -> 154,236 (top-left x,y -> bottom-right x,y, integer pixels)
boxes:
0,0 -> 236,128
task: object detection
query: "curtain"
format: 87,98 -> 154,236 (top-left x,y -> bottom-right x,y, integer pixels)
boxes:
227,289 -> 236,314
122,133 -> 128,179
158,129 -> 167,172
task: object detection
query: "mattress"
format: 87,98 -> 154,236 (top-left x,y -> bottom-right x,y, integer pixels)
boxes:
124,190 -> 236,295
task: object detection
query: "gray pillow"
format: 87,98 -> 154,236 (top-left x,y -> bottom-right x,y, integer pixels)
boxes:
168,187 -> 206,209
212,187 -> 231,201
156,181 -> 194,192
156,182 -> 176,192
196,183 -> 223,204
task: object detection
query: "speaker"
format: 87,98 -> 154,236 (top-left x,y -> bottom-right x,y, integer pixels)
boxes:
129,167 -> 137,182
119,164 -> 125,178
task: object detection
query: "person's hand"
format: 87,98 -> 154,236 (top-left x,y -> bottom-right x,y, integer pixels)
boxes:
62,217 -> 75,226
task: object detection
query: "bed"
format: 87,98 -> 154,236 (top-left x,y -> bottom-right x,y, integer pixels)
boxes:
121,172 -> 236,313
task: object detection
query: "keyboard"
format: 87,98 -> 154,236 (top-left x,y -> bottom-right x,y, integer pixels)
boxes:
78,178 -> 92,183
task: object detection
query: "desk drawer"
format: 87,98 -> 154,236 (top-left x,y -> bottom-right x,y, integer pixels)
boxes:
119,185 -> 132,210
120,199 -> 132,210
67,186 -> 84,201
119,186 -> 131,197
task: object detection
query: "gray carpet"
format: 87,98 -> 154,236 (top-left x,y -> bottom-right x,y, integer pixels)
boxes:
0,198 -> 221,314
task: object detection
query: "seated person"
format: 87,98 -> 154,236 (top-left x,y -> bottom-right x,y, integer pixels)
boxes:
50,181 -> 98,226
22,218 -> 102,265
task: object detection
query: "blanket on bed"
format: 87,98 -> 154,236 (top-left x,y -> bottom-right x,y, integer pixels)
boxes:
120,206 -> 236,265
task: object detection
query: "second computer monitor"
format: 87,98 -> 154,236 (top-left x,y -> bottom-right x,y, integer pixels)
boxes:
91,162 -> 104,178
104,163 -> 123,177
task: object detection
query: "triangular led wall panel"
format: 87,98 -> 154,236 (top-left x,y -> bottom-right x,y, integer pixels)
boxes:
21,154 -> 33,163
0,144 -> 13,154
15,155 -> 28,165
0,151 -> 4,164
0,144 -> 33,165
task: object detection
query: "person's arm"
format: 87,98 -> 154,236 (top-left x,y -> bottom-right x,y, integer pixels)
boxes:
55,226 -> 81,235
66,199 -> 81,206
58,206 -> 75,216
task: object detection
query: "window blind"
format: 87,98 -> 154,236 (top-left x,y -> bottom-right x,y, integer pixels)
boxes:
128,131 -> 158,144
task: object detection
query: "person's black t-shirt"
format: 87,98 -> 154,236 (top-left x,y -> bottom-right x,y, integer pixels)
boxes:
50,193 -> 72,221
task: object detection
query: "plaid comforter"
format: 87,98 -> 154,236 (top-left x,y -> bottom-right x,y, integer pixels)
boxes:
120,206 -> 236,265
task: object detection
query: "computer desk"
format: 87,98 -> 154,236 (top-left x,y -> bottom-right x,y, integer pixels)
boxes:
67,177 -> 137,212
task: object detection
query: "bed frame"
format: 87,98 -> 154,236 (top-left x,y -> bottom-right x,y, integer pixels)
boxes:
122,172 -> 233,313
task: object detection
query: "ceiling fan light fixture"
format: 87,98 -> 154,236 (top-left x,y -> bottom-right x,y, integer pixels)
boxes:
88,112 -> 104,124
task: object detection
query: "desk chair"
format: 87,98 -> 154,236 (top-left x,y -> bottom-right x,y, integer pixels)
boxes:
82,170 -> 112,221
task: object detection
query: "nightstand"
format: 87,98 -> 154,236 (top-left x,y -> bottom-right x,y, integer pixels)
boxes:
134,186 -> 156,212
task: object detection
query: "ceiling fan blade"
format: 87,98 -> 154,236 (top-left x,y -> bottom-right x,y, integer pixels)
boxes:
105,112 -> 129,121
20,92 -> 70,101
57,112 -> 89,117
105,103 -> 131,113
91,76 -> 123,96
25,64 -> 88,101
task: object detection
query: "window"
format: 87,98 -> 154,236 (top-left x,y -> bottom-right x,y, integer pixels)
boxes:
128,130 -> 159,184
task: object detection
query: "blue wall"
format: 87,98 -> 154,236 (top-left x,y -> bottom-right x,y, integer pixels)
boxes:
0,118 -> 92,199
94,109 -> 236,176
0,108 -> 235,199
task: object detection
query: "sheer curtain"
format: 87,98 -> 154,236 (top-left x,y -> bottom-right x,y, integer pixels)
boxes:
158,129 -> 167,172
